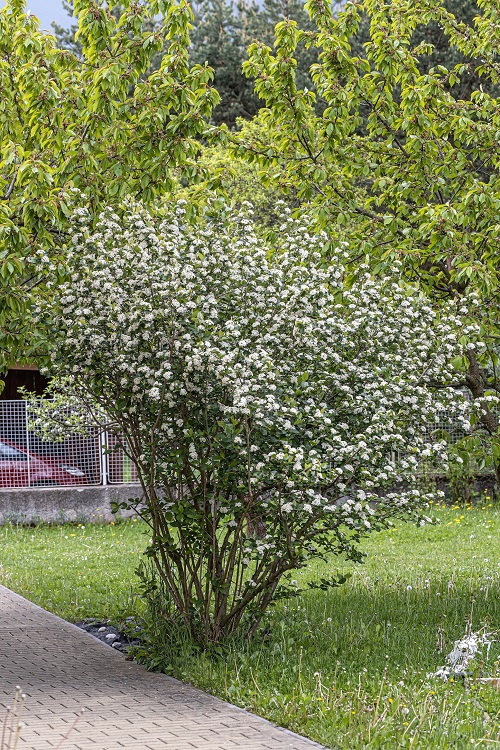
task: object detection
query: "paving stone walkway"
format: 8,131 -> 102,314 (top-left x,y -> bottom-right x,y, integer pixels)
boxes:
0,585 -> 324,750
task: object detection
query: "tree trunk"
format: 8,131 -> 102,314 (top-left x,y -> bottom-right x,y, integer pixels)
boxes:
465,351 -> 500,488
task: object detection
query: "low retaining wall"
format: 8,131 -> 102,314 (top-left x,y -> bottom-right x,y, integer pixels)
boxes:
0,485 -> 143,524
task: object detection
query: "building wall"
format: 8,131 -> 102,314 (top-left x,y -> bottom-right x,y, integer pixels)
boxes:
1,368 -> 49,400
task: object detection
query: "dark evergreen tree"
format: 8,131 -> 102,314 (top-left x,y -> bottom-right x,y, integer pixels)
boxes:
51,0 -> 80,56
189,0 -> 261,125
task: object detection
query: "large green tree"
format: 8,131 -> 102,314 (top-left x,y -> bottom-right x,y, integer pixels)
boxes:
235,0 -> 500,482
53,0 -> 484,127
0,0 -> 219,373
55,0 -> 320,127
348,0 -> 489,99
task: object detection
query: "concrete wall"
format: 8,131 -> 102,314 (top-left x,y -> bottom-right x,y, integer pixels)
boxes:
0,485 -> 143,524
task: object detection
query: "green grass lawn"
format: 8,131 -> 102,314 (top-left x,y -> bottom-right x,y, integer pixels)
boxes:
1,504 -> 500,749
0,518 -> 146,621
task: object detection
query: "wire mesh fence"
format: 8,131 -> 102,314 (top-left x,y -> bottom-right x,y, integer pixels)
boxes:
422,394 -> 497,476
106,432 -> 139,485
0,397 -> 494,489
0,400 -> 137,489
424,413 -> 468,445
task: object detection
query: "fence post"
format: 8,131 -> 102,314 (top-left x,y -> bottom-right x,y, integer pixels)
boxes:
26,401 -> 31,487
101,431 -> 108,486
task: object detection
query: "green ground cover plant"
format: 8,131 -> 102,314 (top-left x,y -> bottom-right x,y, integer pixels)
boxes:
1,504 -> 500,748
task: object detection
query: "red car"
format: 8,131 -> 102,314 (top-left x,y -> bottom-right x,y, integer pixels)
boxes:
0,439 -> 87,487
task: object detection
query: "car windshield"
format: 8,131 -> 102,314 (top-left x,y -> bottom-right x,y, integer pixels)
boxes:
0,441 -> 28,460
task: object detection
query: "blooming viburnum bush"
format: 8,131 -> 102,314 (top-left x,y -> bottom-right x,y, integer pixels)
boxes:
39,200 -> 472,644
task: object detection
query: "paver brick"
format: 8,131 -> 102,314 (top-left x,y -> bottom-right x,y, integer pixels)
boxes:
0,586 -> 325,750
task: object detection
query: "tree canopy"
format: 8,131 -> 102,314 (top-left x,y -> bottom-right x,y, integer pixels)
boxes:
54,0 -> 486,126
54,0 -> 323,127
234,0 -> 500,479
238,0 -> 500,293
0,0 -> 219,372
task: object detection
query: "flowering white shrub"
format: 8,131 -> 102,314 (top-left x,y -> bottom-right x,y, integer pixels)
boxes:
38,200 -> 471,643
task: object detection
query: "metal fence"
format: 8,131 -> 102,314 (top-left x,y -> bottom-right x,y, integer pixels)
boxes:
0,396 -> 492,490
106,431 -> 138,485
0,400 -> 138,489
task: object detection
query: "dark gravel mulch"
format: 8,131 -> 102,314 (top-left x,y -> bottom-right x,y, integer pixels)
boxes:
76,618 -> 142,656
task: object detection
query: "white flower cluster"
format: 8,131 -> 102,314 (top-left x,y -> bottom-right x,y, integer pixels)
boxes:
434,627 -> 493,679
39,200 -> 471,569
